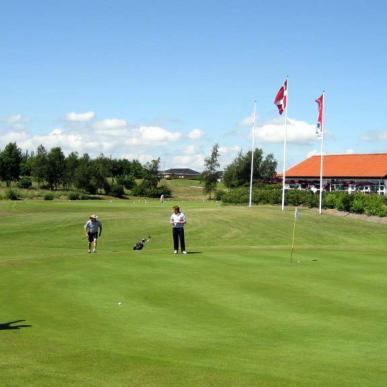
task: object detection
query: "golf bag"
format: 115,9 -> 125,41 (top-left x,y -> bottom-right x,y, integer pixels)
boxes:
133,236 -> 151,250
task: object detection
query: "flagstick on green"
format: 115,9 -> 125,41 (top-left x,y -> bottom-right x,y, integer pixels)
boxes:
290,207 -> 299,263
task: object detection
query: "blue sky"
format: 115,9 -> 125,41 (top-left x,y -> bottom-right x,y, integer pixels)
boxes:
1,0 -> 386,170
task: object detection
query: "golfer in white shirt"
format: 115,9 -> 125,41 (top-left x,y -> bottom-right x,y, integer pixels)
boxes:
170,205 -> 186,254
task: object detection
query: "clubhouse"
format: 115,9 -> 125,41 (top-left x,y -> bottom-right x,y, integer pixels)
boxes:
161,168 -> 200,179
285,153 -> 387,195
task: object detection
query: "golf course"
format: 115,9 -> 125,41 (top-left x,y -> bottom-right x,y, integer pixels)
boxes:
0,199 -> 386,386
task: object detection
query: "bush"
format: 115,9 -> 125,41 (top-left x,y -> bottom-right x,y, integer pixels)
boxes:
214,189 -> 226,201
132,183 -> 172,198
17,176 -> 32,189
110,184 -> 125,198
5,188 -> 21,200
103,180 -> 111,195
350,194 -> 366,214
68,192 -> 80,200
323,192 -> 337,208
116,175 -> 136,190
222,188 -> 249,204
44,192 -> 55,200
335,193 -> 354,212
85,182 -> 97,195
364,195 -> 386,216
253,189 -> 281,204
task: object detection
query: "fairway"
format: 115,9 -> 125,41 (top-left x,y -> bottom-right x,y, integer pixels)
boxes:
0,200 -> 386,386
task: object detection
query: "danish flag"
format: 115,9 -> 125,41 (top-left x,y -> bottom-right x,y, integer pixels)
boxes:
274,80 -> 287,115
315,94 -> 324,136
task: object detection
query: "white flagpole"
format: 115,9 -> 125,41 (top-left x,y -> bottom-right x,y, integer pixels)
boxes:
281,78 -> 288,211
248,100 -> 257,207
318,92 -> 325,215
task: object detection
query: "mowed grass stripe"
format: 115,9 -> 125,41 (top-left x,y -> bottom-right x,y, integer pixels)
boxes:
0,200 -> 386,386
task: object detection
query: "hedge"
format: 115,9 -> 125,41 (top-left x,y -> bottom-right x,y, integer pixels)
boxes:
221,188 -> 387,217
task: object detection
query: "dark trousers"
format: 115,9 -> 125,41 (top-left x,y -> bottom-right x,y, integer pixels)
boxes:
172,227 -> 186,251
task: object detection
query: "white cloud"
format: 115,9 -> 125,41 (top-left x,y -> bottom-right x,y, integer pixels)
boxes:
2,114 -> 29,131
344,149 -> 355,154
218,145 -> 241,155
127,126 -> 181,145
362,130 -> 387,142
254,118 -> 318,144
188,128 -> 204,140
183,145 -> 196,155
6,114 -> 27,124
65,111 -> 95,122
239,115 -> 254,127
172,154 -> 205,170
0,117 -> 184,159
93,118 -> 127,131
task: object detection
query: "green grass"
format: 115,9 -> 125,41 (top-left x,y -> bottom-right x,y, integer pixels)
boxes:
0,200 -> 386,386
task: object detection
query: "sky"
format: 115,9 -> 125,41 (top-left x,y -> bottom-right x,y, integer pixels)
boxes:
1,0 -> 386,171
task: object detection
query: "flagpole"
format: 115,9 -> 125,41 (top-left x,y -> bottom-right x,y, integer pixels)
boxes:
248,101 -> 257,207
281,78 -> 288,211
318,92 -> 325,215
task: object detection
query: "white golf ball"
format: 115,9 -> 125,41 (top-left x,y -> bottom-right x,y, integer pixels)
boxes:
118,302 -> 122,305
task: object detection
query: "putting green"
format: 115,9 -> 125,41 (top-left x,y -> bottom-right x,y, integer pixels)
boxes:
0,200 -> 386,386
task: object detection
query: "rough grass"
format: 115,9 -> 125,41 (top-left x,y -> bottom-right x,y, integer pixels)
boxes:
0,200 -> 386,386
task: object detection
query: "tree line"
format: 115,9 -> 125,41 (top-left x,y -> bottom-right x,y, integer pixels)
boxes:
0,141 -> 278,199
0,142 -> 149,195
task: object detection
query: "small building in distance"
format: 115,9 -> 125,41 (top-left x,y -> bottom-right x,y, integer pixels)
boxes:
285,153 -> 387,195
161,168 -> 201,179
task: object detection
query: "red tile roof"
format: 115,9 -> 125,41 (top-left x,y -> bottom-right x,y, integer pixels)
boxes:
286,154 -> 387,178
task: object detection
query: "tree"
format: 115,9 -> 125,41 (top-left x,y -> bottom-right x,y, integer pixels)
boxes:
46,147 -> 66,189
0,142 -> 23,186
202,144 -> 220,199
20,150 -> 34,176
74,154 -> 96,194
141,158 -> 161,190
31,145 -> 48,188
223,148 -> 277,189
64,152 -> 79,189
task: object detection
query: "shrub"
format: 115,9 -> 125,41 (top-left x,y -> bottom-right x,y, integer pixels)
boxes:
116,175 -> 136,190
335,193 -> 354,212
350,194 -> 366,214
103,180 -> 111,195
323,192 -> 337,208
286,190 -> 306,206
110,184 -> 125,198
68,192 -> 80,200
44,192 -> 55,200
364,195 -> 386,216
214,189 -> 226,201
85,182 -> 97,195
253,189 -> 280,204
17,176 -> 32,189
222,188 -> 249,204
5,188 -> 21,200
132,183 -> 172,198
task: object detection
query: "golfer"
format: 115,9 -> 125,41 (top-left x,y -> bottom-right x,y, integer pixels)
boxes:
84,214 -> 102,253
170,205 -> 186,254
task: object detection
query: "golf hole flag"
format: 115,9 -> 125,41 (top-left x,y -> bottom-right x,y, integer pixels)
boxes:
274,80 -> 288,115
315,94 -> 324,136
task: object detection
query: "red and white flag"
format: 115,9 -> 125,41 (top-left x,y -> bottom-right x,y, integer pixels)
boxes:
274,80 -> 287,115
315,94 -> 324,136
